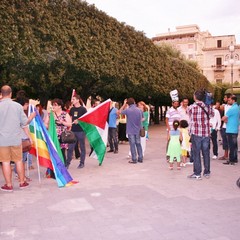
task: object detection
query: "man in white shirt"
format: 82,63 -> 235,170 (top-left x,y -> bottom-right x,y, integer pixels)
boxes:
219,94 -> 232,160
210,105 -> 222,159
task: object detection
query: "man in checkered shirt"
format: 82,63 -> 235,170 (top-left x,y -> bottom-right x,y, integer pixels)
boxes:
188,90 -> 214,180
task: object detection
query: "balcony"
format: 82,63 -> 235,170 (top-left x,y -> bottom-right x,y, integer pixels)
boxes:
211,65 -> 226,72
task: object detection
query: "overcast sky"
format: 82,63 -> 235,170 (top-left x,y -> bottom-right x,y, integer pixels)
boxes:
85,0 -> 240,43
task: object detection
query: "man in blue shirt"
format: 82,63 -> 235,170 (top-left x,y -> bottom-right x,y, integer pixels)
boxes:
222,95 -> 239,165
108,102 -> 119,153
119,98 -> 143,163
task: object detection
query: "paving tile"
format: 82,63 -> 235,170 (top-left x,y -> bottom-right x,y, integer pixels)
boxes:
0,124 -> 240,240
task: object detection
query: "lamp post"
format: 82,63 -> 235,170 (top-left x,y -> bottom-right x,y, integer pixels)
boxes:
225,41 -> 239,94
229,42 -> 235,94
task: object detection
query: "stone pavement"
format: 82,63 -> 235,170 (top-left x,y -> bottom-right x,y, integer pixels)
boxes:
0,123 -> 239,240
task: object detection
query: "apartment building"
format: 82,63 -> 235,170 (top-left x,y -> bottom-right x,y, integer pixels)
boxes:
152,25 -> 240,86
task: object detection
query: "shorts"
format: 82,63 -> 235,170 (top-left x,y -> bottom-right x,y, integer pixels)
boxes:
181,149 -> 188,157
0,145 -> 22,162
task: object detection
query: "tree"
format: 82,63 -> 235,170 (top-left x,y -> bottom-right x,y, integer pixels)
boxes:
0,0 -> 210,107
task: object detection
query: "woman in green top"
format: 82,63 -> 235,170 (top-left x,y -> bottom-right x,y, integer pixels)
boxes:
138,101 -> 149,157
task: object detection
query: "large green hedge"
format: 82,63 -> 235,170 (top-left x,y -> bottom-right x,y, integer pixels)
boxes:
0,0 -> 211,105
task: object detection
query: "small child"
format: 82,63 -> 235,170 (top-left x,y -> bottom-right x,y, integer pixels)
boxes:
179,120 -> 191,167
167,120 -> 182,170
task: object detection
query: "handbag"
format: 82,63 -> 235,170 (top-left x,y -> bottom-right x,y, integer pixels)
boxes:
140,127 -> 145,137
22,139 -> 32,153
60,130 -> 76,144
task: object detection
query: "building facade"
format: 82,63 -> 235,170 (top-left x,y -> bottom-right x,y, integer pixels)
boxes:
152,25 -> 240,86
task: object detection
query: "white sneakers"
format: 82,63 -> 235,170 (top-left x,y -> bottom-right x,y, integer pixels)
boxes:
212,155 -> 218,160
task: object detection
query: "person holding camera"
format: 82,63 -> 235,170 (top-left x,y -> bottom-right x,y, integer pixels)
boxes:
187,90 -> 214,180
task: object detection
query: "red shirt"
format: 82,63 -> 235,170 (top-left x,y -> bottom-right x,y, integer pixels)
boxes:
188,101 -> 214,137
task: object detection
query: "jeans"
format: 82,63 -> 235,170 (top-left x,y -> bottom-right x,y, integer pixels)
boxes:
128,134 -> 143,162
66,131 -> 86,166
226,133 -> 238,163
14,152 -> 32,174
211,129 -> 218,156
220,128 -> 228,150
191,134 -> 211,175
108,127 -> 118,151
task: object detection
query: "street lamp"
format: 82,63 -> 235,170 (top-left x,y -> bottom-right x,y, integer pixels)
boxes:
229,42 -> 235,94
224,42 -> 239,94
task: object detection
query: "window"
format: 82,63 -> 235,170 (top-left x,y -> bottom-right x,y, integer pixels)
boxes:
217,40 -> 222,48
188,44 -> 194,49
216,79 -> 222,84
216,57 -> 222,66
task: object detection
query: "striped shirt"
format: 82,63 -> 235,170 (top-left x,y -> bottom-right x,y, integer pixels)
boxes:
188,101 -> 214,137
166,107 -> 181,130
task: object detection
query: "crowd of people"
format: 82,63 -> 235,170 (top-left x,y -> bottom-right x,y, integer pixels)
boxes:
0,85 -> 239,192
165,89 -> 239,182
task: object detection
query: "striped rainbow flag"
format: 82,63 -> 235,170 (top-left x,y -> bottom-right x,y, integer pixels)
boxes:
29,105 -> 77,187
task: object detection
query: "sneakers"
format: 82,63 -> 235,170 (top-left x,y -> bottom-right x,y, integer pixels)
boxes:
1,184 -> 13,192
77,163 -> 84,169
187,173 -> 202,180
186,162 -> 193,165
223,161 -> 236,165
19,181 -> 29,189
203,173 -> 210,179
212,155 -> 218,160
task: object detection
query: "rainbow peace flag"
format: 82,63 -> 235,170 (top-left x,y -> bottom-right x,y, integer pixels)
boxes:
29,105 -> 76,187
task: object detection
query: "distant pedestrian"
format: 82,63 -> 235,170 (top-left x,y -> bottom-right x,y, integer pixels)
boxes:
179,120 -> 190,167
219,93 -> 232,160
118,98 -> 143,164
167,120 -> 182,170
222,95 -> 239,165
137,101 -> 149,156
107,101 -> 119,154
66,94 -> 87,169
210,104 -> 221,159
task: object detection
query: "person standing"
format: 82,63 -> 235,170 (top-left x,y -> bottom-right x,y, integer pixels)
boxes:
118,98 -> 143,164
0,85 -> 35,192
166,100 -> 181,131
49,98 -> 72,166
165,100 -> 181,160
178,98 -> 190,123
137,101 -> 149,156
107,101 -> 119,153
118,112 -> 128,143
179,120 -> 190,167
210,104 -> 221,159
222,95 -> 239,165
219,93 -> 232,160
167,120 -> 182,170
66,94 -> 87,169
187,90 -> 214,180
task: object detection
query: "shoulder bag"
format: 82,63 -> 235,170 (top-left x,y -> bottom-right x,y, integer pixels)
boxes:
140,127 -> 145,137
22,138 -> 32,153
60,130 -> 76,144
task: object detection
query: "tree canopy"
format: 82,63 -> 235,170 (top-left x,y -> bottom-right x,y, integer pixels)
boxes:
0,0 -> 211,105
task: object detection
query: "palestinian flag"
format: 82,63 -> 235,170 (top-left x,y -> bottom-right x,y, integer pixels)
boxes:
78,99 -> 111,165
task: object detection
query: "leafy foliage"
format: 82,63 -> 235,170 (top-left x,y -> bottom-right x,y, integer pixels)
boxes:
0,0 -> 210,105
